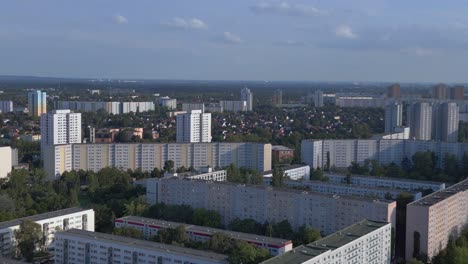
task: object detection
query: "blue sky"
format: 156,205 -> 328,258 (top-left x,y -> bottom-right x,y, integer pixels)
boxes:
1,0 -> 468,82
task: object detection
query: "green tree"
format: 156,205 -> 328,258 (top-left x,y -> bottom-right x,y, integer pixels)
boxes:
310,168 -> 328,181
271,166 -> 286,187
163,160 -> 175,173
14,220 -> 43,262
112,227 -> 144,239
229,219 -> 264,235
293,226 -> 321,246
173,225 -> 188,244
193,208 -> 222,228
228,241 -> 271,264
273,220 -> 293,239
209,233 -> 232,254
226,164 -> 242,183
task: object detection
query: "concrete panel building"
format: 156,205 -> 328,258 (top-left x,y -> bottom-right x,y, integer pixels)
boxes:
27,90 -> 47,117
385,102 -> 403,133
146,178 -> 396,235
407,102 -> 432,140
302,139 -> 468,170
387,83 -> 401,98
0,101 -> 13,113
115,216 -> 293,256
182,103 -> 205,112
0,208 -> 94,258
240,87 -> 253,111
176,110 -> 211,143
45,142 -> 271,179
261,220 -> 391,264
219,100 -> 247,112
406,179 -> 468,260
0,146 -> 13,179
54,229 -> 228,264
263,165 -> 310,181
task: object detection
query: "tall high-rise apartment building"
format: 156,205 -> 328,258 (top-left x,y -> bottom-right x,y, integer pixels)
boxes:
240,87 -> 253,111
0,101 -> 13,113
432,102 -> 459,142
40,110 -> 82,161
385,102 -> 403,133
449,86 -> 464,100
387,83 -> 401,98
407,102 -> 432,140
27,90 -> 47,116
176,110 -> 211,143
273,89 -> 283,106
314,90 -> 324,107
432,84 -> 448,100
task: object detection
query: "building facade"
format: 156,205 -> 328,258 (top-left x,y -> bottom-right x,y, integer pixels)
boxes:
263,165 -> 310,181
0,208 -> 94,258
146,178 -> 396,235
432,84 -> 448,100
45,142 -> 271,179
261,220 -> 391,264
271,145 -> 294,164
387,84 -> 401,98
449,86 -> 464,100
240,87 -> 253,111
176,110 -> 211,143
0,146 -> 13,179
0,101 -> 13,113
385,102 -> 403,133
302,139 -> 468,170
182,103 -> 205,112
115,216 -> 293,256
40,109 -> 81,161
54,229 -> 228,264
273,89 -> 283,106
314,90 -> 324,108
407,102 -> 432,140
158,97 -> 177,110
406,179 -> 468,260
27,90 -> 47,117
219,101 -> 247,112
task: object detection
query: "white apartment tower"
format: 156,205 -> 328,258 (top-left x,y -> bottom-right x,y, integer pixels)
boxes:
41,110 -> 82,160
314,90 -> 324,108
240,87 -> 253,111
385,102 -> 403,133
432,102 -> 459,142
407,102 -> 432,140
176,110 -> 212,143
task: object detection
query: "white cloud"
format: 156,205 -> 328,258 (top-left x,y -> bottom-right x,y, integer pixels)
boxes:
114,14 -> 128,24
163,17 -> 207,30
222,32 -> 243,44
334,25 -> 358,39
251,2 -> 325,17
274,40 -> 308,46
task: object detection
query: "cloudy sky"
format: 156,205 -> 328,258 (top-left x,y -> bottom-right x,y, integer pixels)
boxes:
1,0 -> 468,82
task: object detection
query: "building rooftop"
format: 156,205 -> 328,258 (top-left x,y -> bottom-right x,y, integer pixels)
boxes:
272,145 -> 294,151
116,216 -> 291,247
0,207 -> 90,230
325,172 -> 445,186
164,177 -> 395,204
58,229 -> 228,262
409,178 -> 468,207
0,257 -> 26,264
260,220 -> 389,264
303,179 -> 422,195
262,164 -> 309,176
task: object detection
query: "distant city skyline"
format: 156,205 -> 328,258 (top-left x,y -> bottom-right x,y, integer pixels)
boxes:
2,1 -> 468,82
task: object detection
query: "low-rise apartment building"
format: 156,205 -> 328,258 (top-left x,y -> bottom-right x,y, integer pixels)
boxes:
261,220 -> 392,264
115,216 -> 292,256
0,208 -> 94,257
406,178 -> 468,260
263,165 -> 310,180
146,178 -> 396,235
326,173 -> 445,192
54,229 -> 228,264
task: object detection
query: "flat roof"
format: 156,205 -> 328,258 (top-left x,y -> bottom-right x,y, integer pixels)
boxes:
304,180 -> 421,195
261,220 -> 389,264
262,164 -> 309,176
409,178 -> 468,207
325,173 -> 445,186
116,216 -> 291,246
0,257 -> 26,264
272,145 -> 294,151
0,207 -> 90,230
58,229 -> 228,262
164,177 -> 395,204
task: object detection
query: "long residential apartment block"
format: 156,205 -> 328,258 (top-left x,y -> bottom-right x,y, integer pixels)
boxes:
0,208 -> 94,258
54,229 -> 228,264
56,101 -> 155,114
261,220 -> 392,264
262,165 -> 310,180
263,179 -> 422,200
44,142 -> 271,179
325,173 -> 445,192
302,139 -> 468,169
115,216 -> 293,256
405,178 -> 468,260
146,177 -> 396,235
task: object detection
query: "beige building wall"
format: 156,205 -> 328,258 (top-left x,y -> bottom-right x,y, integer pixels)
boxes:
0,146 -> 12,179
406,179 -> 468,260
